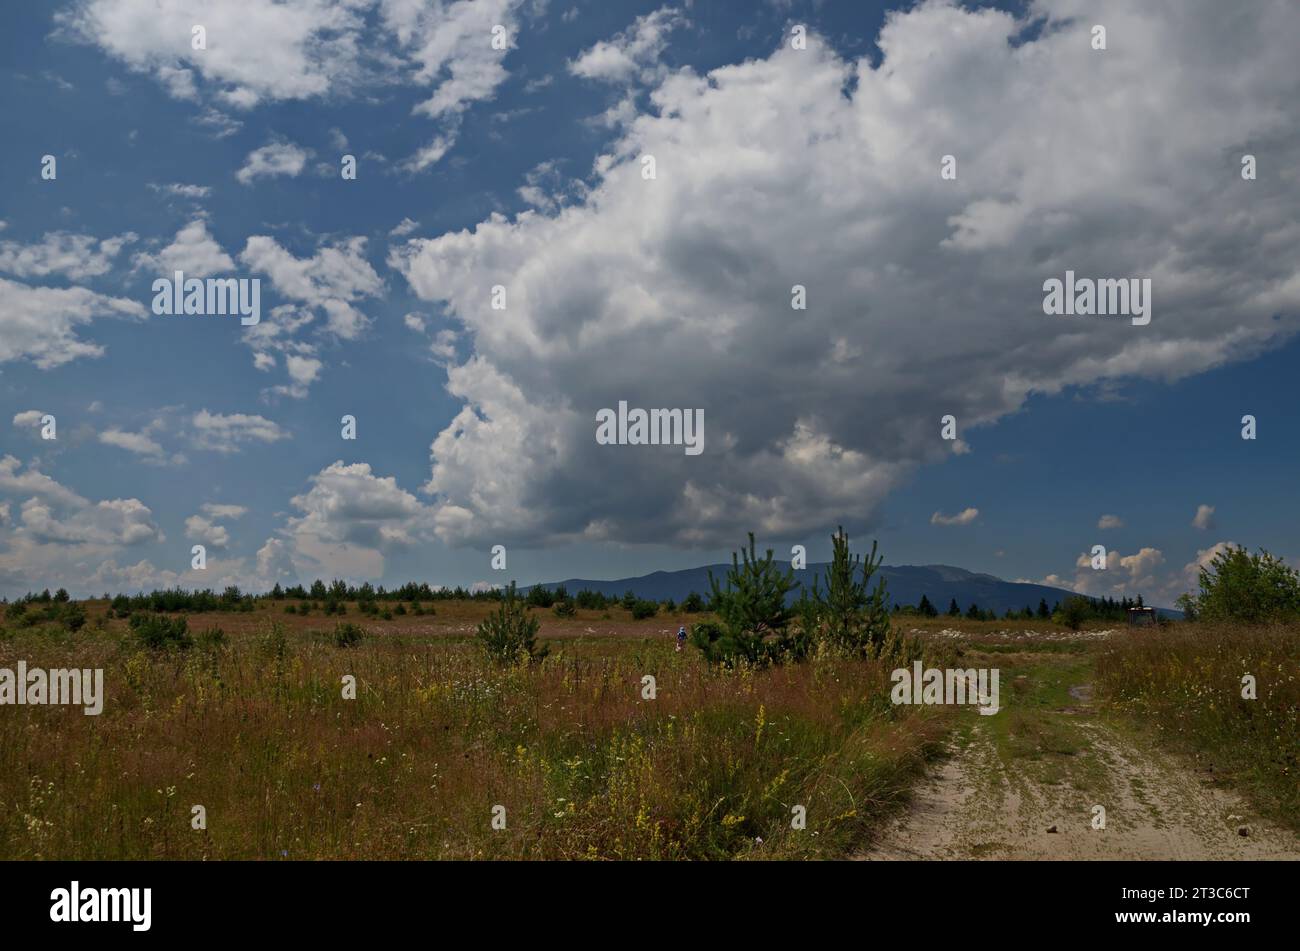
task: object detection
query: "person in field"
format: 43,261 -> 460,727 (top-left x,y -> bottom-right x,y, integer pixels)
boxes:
676,625 -> 687,652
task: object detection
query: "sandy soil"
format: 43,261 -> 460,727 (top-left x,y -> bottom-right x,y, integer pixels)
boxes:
859,683 -> 1300,861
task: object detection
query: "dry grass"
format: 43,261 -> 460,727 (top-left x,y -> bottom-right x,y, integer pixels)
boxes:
0,602 -> 952,860
1095,622 -> 1300,830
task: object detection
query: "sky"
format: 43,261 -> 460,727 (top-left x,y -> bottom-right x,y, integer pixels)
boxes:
0,0 -> 1297,606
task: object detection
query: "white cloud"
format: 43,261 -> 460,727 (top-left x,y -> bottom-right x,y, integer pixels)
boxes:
193,108 -> 242,138
148,182 -> 212,199
132,218 -> 234,278
189,409 -> 289,453
0,278 -> 147,369
389,218 -> 420,238
382,0 -> 528,170
185,504 -> 246,549
1182,541 -> 1237,589
0,456 -> 164,594
1098,514 -> 1124,530
569,6 -> 684,85
277,460 -> 436,580
12,410 -> 46,431
240,236 -> 382,340
202,503 -> 248,520
57,0 -> 374,109
185,514 -> 230,548
931,507 -> 979,527
399,134 -> 455,174
1192,504 -> 1216,530
236,140 -> 309,185
99,428 -> 165,459
0,230 -> 136,280
390,0 -> 1300,549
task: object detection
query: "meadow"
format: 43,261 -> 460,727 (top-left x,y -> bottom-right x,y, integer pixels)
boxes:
0,600 -> 956,860
2,599 -> 1294,860
1095,622 -> 1300,832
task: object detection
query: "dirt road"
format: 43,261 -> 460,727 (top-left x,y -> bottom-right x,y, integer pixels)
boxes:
860,662 -> 1300,860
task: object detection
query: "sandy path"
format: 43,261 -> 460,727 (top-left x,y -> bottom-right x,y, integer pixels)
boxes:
859,685 -> 1300,861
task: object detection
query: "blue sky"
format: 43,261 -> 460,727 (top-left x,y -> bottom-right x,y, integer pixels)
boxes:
1,0 -> 1297,605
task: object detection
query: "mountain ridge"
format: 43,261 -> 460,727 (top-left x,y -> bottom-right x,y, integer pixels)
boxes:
526,561 -> 1178,616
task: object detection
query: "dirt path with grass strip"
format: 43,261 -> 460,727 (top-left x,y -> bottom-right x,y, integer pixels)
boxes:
859,663 -> 1300,860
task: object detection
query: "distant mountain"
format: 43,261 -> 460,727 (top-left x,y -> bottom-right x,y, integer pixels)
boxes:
527,562 -> 1179,617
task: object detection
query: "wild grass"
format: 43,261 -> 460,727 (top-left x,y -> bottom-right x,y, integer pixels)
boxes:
1095,622 -> 1300,830
0,609 -> 952,860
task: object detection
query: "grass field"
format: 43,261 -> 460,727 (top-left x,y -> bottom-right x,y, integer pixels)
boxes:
2,601 -> 1295,859
0,599 -> 958,860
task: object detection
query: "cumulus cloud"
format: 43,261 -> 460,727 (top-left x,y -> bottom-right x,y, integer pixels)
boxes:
132,218 -> 234,277
930,507 -> 980,526
390,0 -> 1300,550
0,455 -> 165,595
185,503 -> 248,548
1181,541 -> 1236,588
240,236 -> 382,341
56,0 -> 375,108
389,217 -> 420,238
236,140 -> 309,185
234,236 -> 380,397
1192,504 -> 1216,530
0,278 -> 147,368
61,0 -> 535,176
277,460 -> 436,580
569,6 -> 684,85
99,428 -> 166,460
189,409 -> 289,453
1097,514 -> 1124,530
0,230 -> 136,280
12,411 -> 46,432
383,0 -> 528,170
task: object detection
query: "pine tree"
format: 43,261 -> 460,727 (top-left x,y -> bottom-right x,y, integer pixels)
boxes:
1037,598 -> 1050,619
947,597 -> 961,617
693,533 -> 799,665
807,526 -> 891,658
477,582 -> 548,665
917,594 -> 938,617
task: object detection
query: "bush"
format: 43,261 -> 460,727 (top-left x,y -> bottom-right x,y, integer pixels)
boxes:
552,600 -> 577,618
196,626 -> 226,649
1055,596 -> 1091,631
630,599 -> 658,620
526,586 -> 555,609
60,602 -> 87,632
1189,546 -> 1300,623
476,582 -> 548,665
333,622 -> 366,648
130,612 -> 192,651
